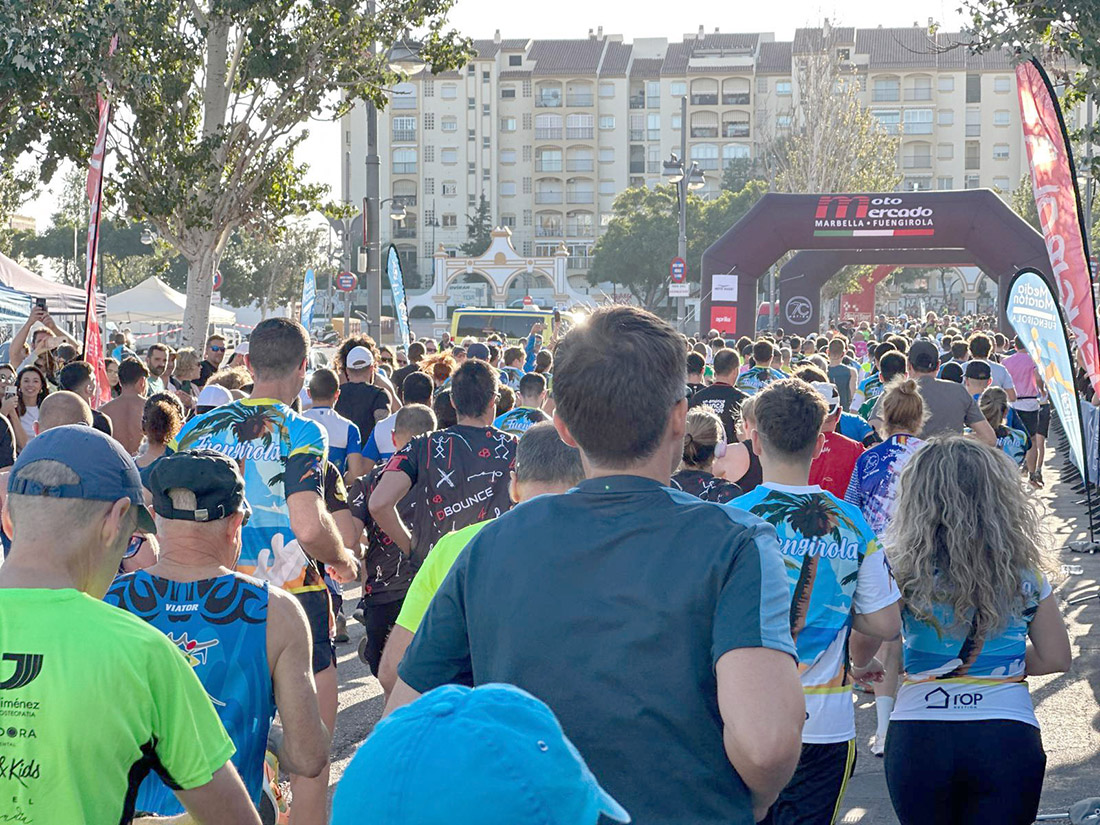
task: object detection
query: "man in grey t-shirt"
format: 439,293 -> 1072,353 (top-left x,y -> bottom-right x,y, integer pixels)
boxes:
872,340 -> 996,445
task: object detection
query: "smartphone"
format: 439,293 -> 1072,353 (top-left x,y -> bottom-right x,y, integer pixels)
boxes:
4,387 -> 14,400
35,297 -> 46,311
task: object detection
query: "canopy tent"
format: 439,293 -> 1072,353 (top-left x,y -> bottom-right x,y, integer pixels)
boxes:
106,276 -> 236,326
0,251 -> 103,316
0,284 -> 31,323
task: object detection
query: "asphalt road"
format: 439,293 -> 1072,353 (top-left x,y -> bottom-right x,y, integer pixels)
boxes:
326,434 -> 1100,823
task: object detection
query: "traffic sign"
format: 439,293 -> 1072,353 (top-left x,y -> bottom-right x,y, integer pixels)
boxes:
670,257 -> 687,284
336,271 -> 358,292
212,270 -> 223,291
522,295 -> 533,306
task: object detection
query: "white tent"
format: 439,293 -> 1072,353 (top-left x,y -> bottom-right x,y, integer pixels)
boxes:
107,276 -> 236,326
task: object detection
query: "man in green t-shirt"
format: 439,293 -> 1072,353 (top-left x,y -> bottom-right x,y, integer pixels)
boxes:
0,426 -> 259,825
375,421 -> 585,696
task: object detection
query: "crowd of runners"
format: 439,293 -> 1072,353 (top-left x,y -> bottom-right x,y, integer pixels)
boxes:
0,304 -> 1077,824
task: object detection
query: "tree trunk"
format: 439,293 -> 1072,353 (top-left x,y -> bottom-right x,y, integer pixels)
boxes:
182,243 -> 219,347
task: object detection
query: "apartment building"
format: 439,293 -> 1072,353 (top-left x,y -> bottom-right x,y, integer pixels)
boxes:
340,23 -> 1048,301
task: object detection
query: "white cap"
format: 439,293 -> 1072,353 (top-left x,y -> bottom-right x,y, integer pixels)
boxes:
197,384 -> 234,409
346,346 -> 374,370
234,341 -> 249,357
811,382 -> 840,412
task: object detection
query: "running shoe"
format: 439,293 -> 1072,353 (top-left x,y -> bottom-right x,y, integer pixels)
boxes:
334,613 -> 349,643
870,734 -> 885,758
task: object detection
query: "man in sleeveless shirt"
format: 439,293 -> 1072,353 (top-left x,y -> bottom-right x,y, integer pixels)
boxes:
106,451 -> 330,818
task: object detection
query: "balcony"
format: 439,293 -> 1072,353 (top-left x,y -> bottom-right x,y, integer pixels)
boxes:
872,89 -> 900,102
629,95 -> 645,109
535,160 -> 563,172
647,96 -> 660,108
566,224 -> 594,237
535,192 -> 564,204
629,128 -> 644,141
392,225 -> 418,238
691,93 -> 718,106
535,128 -> 563,140
392,163 -> 417,174
966,124 -> 981,137
566,127 -> 595,139
905,88 -> 933,101
647,130 -> 661,141
567,255 -> 594,269
722,93 -> 750,105
536,95 -> 562,108
567,191 -> 595,204
392,129 -> 416,143
694,159 -> 720,171
723,123 -> 750,138
965,156 -> 980,170
536,226 -> 563,237
567,159 -> 595,172
690,126 -> 719,138
629,160 -> 645,174
647,160 -> 662,174
902,156 -> 932,170
566,94 -> 594,107
391,195 -> 417,207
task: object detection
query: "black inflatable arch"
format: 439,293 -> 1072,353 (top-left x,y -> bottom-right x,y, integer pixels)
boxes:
699,190 -> 1052,337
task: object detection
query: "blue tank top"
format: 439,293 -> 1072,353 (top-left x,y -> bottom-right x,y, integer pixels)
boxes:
104,570 -> 275,815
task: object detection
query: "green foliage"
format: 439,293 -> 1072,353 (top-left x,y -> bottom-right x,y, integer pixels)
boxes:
217,225 -> 325,313
589,181 -> 766,310
460,194 -> 493,257
0,0 -> 472,343
720,157 -> 768,193
1010,174 -> 1041,232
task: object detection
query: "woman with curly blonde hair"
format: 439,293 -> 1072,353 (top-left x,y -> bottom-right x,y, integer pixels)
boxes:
883,436 -> 1070,825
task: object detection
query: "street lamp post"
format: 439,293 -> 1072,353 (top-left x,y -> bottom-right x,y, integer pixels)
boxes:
663,95 -> 706,332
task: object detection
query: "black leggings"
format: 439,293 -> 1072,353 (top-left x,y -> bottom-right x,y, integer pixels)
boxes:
361,599 -> 403,676
885,719 -> 1046,825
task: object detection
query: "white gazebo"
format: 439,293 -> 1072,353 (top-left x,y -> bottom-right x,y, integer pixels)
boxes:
107,276 -> 237,325
406,227 -> 599,335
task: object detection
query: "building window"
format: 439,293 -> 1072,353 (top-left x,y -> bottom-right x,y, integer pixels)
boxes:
522,145 -> 532,161
776,114 -> 792,128
442,213 -> 457,227
501,214 -> 516,228
467,65 -> 476,76
872,110 -> 900,134
522,112 -> 532,130
937,176 -> 953,190
523,209 -> 532,227
392,148 -> 417,174
509,54 -> 522,66
690,144 -> 720,171
837,47 -> 851,61
522,177 -> 531,194
776,79 -> 792,96
647,113 -> 660,141
500,149 -> 516,164
903,108 -> 933,134
468,161 -> 476,174
964,174 -> 980,189
937,109 -> 954,126
468,96 -> 476,109
599,179 -> 615,195
966,107 -> 981,137
424,146 -> 435,163
723,143 -> 750,162
500,116 -> 516,132
599,82 -> 615,98
441,84 -> 457,100
903,176 -> 932,191
937,143 -> 954,160
391,81 -> 416,109
872,76 -> 900,102
523,80 -> 532,98
906,75 -> 933,101
424,113 -> 435,131
468,194 -> 477,206
671,81 -> 687,96
756,77 -> 768,93
424,178 -> 435,195
441,116 -> 457,132
424,80 -> 434,97
392,116 -> 416,142
482,70 -> 490,82
482,103 -> 491,115
938,76 -> 954,92
671,114 -> 682,130
441,147 -> 457,164
468,129 -> 476,139
647,81 -> 660,106
599,147 -> 614,163
599,115 -> 615,130
993,176 -> 1011,190
993,143 -> 1010,160
994,110 -> 1010,126
965,140 -> 981,169
500,181 -> 517,196
501,86 -> 516,99
994,76 -> 1012,93
442,181 -> 457,196
965,73 -> 981,103
522,240 -> 532,256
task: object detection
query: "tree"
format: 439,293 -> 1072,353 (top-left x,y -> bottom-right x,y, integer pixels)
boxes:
720,156 -> 768,193
1,0 -> 472,346
217,225 -> 325,315
11,218 -> 161,291
1010,174 -> 1041,232
460,194 -> 493,257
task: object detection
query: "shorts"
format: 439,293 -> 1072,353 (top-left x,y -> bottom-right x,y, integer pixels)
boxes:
760,740 -> 856,825
1013,408 -> 1039,438
1037,404 -> 1051,438
295,588 -> 336,674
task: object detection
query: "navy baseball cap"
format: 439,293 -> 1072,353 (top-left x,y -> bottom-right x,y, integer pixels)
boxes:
466,342 -> 490,361
8,425 -> 156,533
149,450 -> 250,524
331,683 -> 630,825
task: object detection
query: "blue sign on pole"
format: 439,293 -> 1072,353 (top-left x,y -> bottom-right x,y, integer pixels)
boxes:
386,245 -> 412,348
1006,268 -> 1090,481
300,268 -> 316,331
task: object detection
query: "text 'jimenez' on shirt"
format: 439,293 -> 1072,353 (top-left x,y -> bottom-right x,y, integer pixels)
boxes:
731,483 -> 898,744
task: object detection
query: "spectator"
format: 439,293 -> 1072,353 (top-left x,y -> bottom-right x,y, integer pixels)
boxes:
146,343 -> 170,395
58,360 -> 113,436
100,359 -> 150,455
0,426 -> 260,824
196,334 -> 227,387
105,356 -> 122,397
172,346 -> 203,411
2,365 -> 49,451
134,393 -> 186,488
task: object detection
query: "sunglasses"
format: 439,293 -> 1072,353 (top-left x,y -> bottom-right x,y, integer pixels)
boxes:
123,534 -> 145,560
210,345 -> 226,352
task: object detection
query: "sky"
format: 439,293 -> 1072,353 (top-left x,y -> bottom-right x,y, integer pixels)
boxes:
20,0 -> 970,230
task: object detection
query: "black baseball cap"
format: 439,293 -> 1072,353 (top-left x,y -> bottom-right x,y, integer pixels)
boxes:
939,362 -> 964,383
965,360 -> 992,381
907,340 -> 940,372
148,450 -> 250,523
8,425 -> 156,533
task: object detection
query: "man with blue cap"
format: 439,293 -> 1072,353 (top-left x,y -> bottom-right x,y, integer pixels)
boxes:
332,683 -> 630,825
0,426 -> 260,825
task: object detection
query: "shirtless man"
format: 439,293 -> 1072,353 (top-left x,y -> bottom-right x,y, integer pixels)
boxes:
100,358 -> 149,455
